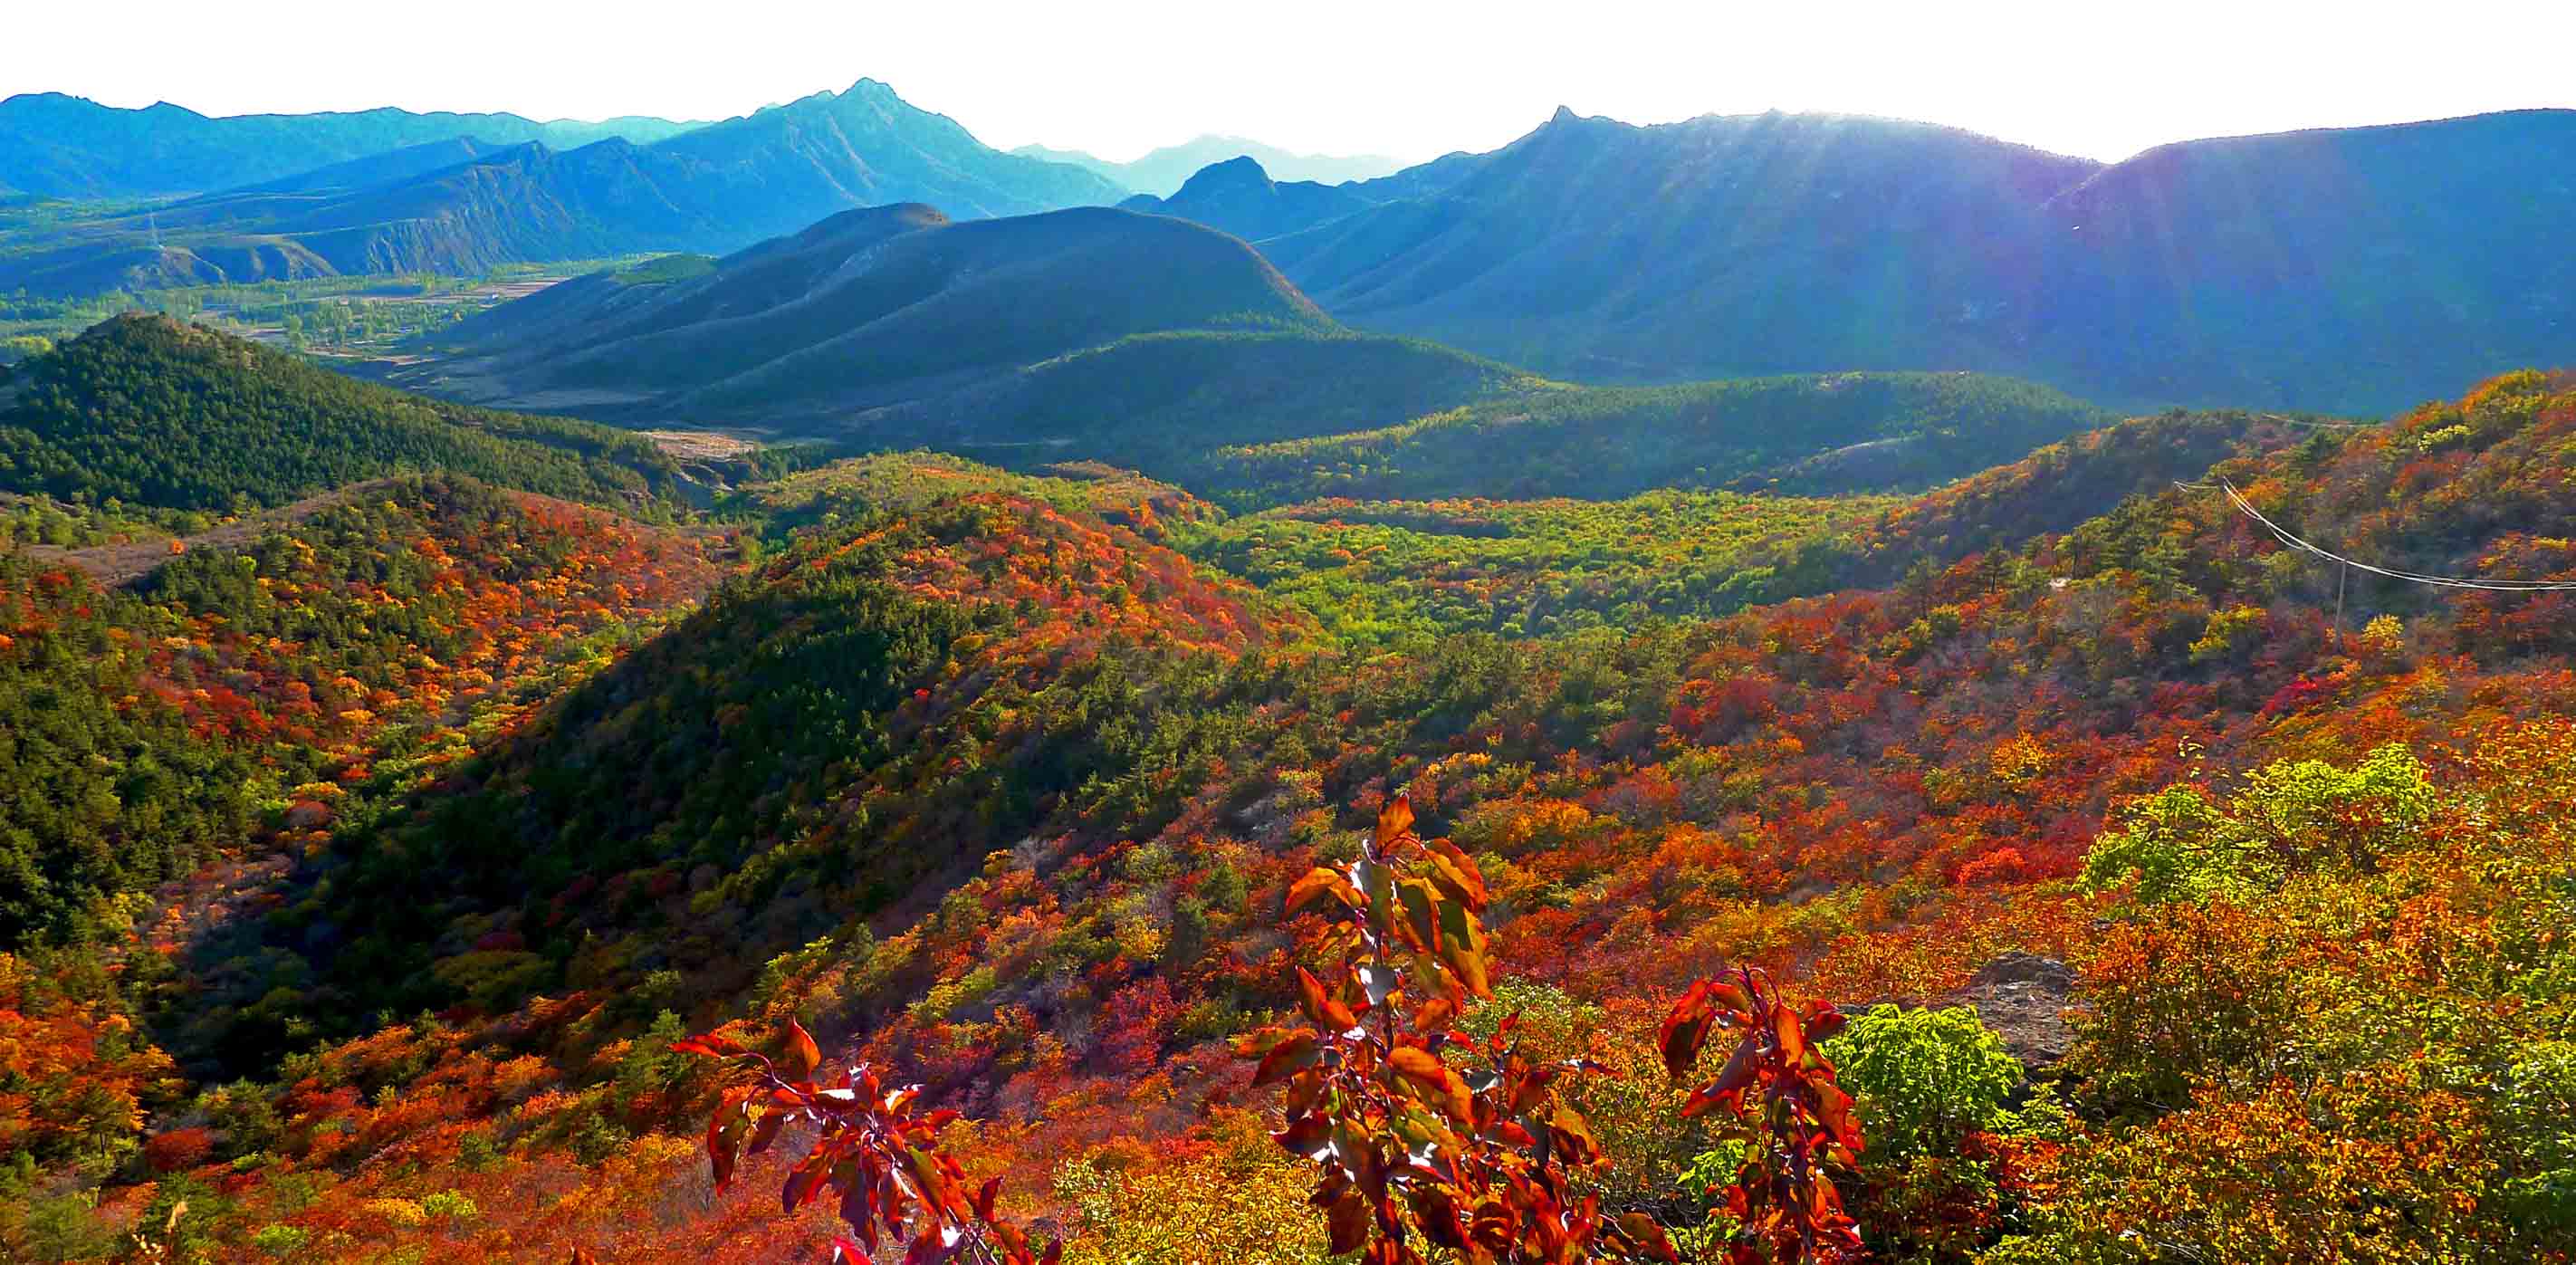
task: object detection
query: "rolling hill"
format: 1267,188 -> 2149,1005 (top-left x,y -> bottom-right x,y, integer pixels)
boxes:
0,314 -> 694,513
0,81 -> 1127,297
1183,369 -> 2119,504
399,203 -> 1487,446
0,91 -> 701,197
1267,107 -> 2576,414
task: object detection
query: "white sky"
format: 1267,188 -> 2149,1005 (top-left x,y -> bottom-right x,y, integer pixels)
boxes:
6,0 -> 2570,163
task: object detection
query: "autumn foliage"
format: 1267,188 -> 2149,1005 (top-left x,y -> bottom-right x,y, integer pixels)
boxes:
1659,973 -> 1864,1262
1244,793 -> 1647,1263
10,369 -> 2576,1263
674,1018 -> 1058,1265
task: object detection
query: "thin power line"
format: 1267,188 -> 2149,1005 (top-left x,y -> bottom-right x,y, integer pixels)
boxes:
2256,411 -> 2374,430
2179,478 -> 2576,593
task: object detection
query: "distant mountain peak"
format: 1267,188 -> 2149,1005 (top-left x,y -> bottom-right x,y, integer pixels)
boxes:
1178,155 -> 1274,193
1550,105 -> 1580,123
1007,135 -> 1406,196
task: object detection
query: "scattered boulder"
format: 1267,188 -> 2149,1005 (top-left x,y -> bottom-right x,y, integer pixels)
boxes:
1971,951 -> 2077,991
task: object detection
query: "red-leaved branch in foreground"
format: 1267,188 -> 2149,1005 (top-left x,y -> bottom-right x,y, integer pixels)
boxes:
671,1020 -> 1058,1265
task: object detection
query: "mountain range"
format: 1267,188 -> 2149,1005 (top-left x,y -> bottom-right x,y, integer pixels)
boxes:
0,91 -> 703,198
1251,106 -> 2576,414
1010,134 -> 1404,195
7,86 -> 2576,414
0,81 -> 1125,295
8,301 -> 2571,1263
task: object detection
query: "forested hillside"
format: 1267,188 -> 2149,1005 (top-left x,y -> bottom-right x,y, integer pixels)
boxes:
0,315 -> 690,513
4,353 -> 2570,1262
0,474 -> 723,949
1190,370 -> 2117,504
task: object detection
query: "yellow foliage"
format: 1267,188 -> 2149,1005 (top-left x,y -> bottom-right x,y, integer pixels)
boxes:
1056,1110 -> 1329,1265
2358,613 -> 2405,657
1989,733 -> 2053,792
361,1197 -> 427,1228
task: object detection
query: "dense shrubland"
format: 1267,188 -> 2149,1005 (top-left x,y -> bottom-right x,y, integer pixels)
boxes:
1175,490 -> 1896,643
2,365 -> 2573,1262
1192,373 -> 2113,506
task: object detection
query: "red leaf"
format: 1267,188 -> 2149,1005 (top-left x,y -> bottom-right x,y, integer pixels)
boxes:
782,1160 -> 822,1214
782,1018 -> 823,1081
1412,995 -> 1456,1034
706,1086 -> 751,1190
1288,867 -> 1365,916
1254,1030 -> 1323,1086
1805,1001 -> 1849,1043
1681,1034 -> 1761,1118
1548,1105 -> 1603,1166
1661,981 -> 1717,1078
1374,793 -> 1416,852
1274,1114 -> 1332,1158
745,1108 -> 785,1157
1773,1001 -> 1805,1066
1811,1078 -> 1864,1154
1326,1189 -> 1372,1254
1422,837 -> 1489,908
1434,896 -> 1489,999
1386,1046 -> 1474,1125
1297,966 -> 1359,1031
1618,1212 -> 1681,1263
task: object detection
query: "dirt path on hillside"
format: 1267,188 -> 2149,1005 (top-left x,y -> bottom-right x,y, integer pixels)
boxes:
13,479 -> 398,588
14,475 -> 741,588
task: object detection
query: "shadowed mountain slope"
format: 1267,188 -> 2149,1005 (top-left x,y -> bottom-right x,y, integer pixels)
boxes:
1269,107 -> 2576,414
409,205 -> 1336,428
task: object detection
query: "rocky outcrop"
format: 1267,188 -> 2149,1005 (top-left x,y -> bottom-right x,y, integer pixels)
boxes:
1942,953 -> 2077,1069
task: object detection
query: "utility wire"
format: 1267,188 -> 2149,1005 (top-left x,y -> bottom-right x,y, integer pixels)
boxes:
2176,478 -> 2576,592
2255,412 -> 2374,429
